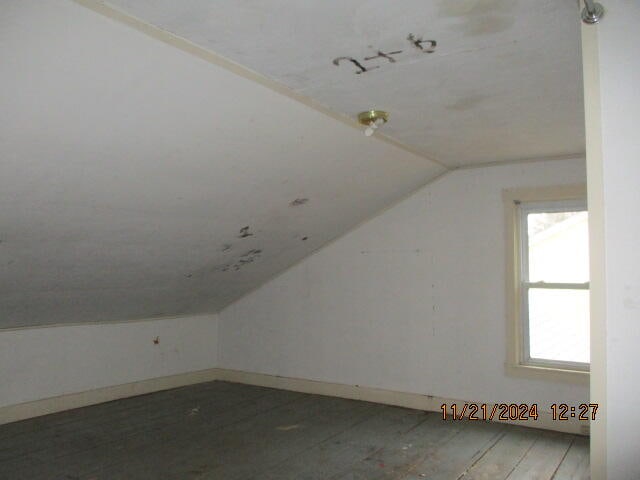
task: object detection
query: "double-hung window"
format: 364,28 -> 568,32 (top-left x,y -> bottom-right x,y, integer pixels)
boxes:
505,186 -> 589,380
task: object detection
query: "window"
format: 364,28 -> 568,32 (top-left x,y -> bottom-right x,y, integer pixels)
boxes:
505,186 -> 589,381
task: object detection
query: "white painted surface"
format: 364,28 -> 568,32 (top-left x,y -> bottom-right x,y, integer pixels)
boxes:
219,159 -> 589,407
581,20 -> 606,479
0,0 -> 442,327
0,314 -> 218,408
105,0 -> 585,166
583,1 -> 640,477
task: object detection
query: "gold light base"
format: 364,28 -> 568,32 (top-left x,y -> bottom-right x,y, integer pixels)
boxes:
357,110 -> 389,126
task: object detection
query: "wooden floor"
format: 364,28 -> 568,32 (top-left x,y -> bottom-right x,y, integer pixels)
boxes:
0,381 -> 589,479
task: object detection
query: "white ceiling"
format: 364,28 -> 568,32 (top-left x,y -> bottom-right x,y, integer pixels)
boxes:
104,0 -> 586,166
0,0 -> 443,327
0,0 -> 585,328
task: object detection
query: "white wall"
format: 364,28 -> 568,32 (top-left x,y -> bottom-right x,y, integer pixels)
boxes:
0,314 -> 218,408
583,1 -> 640,477
219,158 -> 589,408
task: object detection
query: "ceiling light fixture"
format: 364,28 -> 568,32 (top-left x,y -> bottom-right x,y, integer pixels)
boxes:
358,110 -> 389,137
581,0 -> 604,24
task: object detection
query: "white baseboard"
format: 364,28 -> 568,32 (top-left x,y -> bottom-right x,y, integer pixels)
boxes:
0,367 -> 588,436
0,368 -> 219,425
216,368 -> 588,436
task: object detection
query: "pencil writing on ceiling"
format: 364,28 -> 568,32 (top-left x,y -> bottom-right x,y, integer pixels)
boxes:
333,33 -> 437,74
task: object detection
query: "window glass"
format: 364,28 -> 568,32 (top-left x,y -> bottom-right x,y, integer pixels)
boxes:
518,200 -> 590,370
528,288 -> 590,364
527,210 -> 589,283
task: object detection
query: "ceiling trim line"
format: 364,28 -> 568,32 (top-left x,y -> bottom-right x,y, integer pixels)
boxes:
73,0 -> 450,171
453,152 -> 586,171
0,312 -> 219,332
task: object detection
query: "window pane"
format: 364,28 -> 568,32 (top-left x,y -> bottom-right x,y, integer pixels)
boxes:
527,210 -> 589,283
528,288 -> 590,364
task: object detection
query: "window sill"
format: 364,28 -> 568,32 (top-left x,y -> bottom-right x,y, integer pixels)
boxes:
506,363 -> 589,385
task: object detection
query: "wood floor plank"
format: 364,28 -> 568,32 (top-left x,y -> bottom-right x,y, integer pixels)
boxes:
330,414 -> 472,480
0,382 -> 589,480
0,381 -> 256,457
552,436 -> 590,480
177,396 -> 383,480
256,406 -> 431,480
76,392 -> 373,479
505,431 -> 574,479
1,382 -> 276,463
402,420 -> 508,480
1,385 -> 304,479
457,426 -> 541,480
73,388 -> 307,479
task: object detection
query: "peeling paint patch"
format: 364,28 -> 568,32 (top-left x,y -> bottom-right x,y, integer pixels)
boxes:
221,243 -> 233,252
290,198 -> 309,206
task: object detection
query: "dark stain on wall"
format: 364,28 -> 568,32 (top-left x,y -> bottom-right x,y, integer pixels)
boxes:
232,249 -> 262,271
238,226 -> 254,238
217,248 -> 263,273
290,198 -> 309,207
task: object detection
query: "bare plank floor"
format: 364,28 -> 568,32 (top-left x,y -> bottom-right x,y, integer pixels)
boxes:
0,381 -> 589,479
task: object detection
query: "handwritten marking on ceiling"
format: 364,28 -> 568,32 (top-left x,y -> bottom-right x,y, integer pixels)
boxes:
333,33 -> 437,74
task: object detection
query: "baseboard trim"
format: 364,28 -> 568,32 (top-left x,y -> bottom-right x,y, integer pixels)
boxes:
0,367 -> 588,435
0,368 -> 219,425
216,368 -> 588,436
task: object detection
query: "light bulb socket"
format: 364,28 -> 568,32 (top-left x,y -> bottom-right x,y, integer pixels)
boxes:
357,110 -> 389,126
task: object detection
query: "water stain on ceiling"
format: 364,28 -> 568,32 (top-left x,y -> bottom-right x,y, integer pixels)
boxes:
105,0 -> 585,166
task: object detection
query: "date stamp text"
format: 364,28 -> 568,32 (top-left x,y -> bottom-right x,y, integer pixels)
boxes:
440,403 -> 598,421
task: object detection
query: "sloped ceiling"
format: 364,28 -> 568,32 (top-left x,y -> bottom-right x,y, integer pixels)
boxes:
0,0 -> 584,328
103,0 -> 585,166
0,0 -> 444,327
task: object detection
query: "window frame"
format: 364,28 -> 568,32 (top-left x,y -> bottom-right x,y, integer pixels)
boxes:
504,185 -> 589,384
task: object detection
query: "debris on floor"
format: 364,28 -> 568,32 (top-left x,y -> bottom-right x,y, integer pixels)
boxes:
276,424 -> 301,431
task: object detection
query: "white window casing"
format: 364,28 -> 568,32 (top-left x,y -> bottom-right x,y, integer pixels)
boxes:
504,185 -> 589,384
